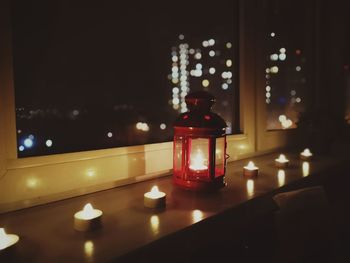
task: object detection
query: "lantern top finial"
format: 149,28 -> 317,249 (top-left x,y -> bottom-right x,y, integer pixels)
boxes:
185,91 -> 215,111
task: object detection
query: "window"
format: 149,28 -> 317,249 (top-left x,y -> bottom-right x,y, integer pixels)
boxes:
11,0 -> 239,157
263,0 -> 313,130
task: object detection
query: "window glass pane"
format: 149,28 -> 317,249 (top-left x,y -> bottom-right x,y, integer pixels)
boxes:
12,0 -> 238,157
264,0 -> 313,130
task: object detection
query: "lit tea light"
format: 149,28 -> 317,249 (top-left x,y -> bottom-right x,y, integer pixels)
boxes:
243,161 -> 259,177
0,228 -> 19,251
189,150 -> 208,171
275,154 -> 289,168
246,179 -> 254,197
302,161 -> 310,177
144,186 -> 166,209
277,170 -> 286,187
74,203 -> 103,231
300,148 -> 313,161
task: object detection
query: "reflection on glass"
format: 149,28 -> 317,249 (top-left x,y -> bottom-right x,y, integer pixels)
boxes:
246,179 -> 254,198
84,240 -> 94,261
264,0 -> 312,130
190,149 -> 208,171
302,161 -> 310,177
277,169 -> 285,187
192,209 -> 204,223
150,215 -> 160,235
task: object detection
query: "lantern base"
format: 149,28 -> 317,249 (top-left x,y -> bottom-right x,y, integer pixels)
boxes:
173,175 -> 225,191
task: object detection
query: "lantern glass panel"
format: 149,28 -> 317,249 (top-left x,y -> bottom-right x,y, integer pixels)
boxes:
215,137 -> 225,177
174,136 -> 183,174
188,138 -> 209,177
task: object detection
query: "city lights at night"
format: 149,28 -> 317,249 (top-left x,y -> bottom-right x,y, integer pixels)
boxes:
11,0 -> 237,157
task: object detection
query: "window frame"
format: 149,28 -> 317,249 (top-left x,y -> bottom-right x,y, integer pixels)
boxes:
0,0 -> 295,213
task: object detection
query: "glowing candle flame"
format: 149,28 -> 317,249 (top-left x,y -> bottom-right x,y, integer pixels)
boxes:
301,148 -> 312,157
276,154 -> 288,162
0,228 -> 9,249
82,203 -> 96,220
0,228 -> 19,250
245,161 -> 257,170
190,150 -> 208,171
151,186 -> 159,193
146,186 -> 165,199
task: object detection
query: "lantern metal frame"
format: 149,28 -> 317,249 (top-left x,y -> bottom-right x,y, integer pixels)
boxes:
173,91 -> 228,191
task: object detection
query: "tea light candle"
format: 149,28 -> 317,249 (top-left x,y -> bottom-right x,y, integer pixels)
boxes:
275,154 -> 289,168
300,148 -> 313,161
243,161 -> 259,178
144,186 -> 166,209
0,228 -> 19,251
74,203 -> 102,231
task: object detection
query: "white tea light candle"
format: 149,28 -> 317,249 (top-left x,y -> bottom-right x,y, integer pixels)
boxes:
300,148 -> 313,161
0,228 -> 19,251
275,154 -> 289,168
144,186 -> 166,209
74,203 -> 103,231
243,161 -> 259,178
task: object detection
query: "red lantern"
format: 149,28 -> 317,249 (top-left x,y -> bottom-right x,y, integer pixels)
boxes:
173,91 -> 228,191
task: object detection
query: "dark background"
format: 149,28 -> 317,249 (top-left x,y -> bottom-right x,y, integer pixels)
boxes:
11,0 -> 238,157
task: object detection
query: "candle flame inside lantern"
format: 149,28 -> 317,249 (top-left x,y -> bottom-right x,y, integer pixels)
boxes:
190,150 -> 208,171
82,203 -> 95,220
0,228 -> 6,238
0,228 -> 19,250
301,148 -> 312,156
